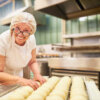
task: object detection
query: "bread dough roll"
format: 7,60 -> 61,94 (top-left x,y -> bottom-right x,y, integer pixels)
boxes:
0,97 -> 8,100
38,87 -> 51,95
70,89 -> 87,97
26,76 -> 60,100
70,76 -> 88,100
21,86 -> 33,94
70,95 -> 88,100
47,77 -> 59,84
50,91 -> 66,99
14,89 -> 29,98
34,89 -> 47,97
42,84 -> 52,91
8,93 -> 25,100
26,94 -> 44,100
46,95 -> 64,100
0,94 -> 9,100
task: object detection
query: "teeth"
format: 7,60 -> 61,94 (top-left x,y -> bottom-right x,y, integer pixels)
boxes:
18,37 -> 24,39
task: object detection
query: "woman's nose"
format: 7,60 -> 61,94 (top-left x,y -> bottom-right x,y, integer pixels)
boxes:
18,32 -> 24,36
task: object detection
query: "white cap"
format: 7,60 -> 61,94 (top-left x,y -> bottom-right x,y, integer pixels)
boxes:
10,12 -> 37,34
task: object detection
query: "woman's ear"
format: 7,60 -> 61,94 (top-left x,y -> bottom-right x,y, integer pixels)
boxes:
10,28 -> 14,36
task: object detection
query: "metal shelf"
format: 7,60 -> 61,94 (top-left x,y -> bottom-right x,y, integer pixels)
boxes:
63,31 -> 100,39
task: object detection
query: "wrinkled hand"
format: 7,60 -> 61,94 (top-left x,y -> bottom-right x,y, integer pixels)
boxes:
17,78 -> 39,90
33,74 -> 46,85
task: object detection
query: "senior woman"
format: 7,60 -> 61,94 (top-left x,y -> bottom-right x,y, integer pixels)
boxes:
0,12 -> 46,90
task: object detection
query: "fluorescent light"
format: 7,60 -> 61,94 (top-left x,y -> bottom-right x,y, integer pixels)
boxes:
79,17 -> 87,21
88,15 -> 96,20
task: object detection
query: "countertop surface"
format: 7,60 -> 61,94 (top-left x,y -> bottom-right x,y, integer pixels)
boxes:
0,85 -> 19,97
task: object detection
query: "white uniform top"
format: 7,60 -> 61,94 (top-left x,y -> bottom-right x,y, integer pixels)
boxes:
0,30 -> 36,77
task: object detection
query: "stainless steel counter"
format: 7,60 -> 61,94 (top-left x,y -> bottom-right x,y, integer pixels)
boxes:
0,84 -> 19,97
48,58 -> 100,71
48,58 -> 100,89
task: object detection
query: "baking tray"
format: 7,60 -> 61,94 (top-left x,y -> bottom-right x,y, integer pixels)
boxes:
0,84 -> 20,97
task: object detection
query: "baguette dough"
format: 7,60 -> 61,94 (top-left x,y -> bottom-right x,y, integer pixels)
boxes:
46,95 -> 64,100
50,91 -> 66,99
70,76 -> 88,100
8,93 -> 25,100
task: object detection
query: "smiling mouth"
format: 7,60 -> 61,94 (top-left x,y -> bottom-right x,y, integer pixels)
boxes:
17,36 -> 25,40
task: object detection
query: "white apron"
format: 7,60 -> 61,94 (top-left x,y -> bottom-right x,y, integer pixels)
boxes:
0,30 -> 36,77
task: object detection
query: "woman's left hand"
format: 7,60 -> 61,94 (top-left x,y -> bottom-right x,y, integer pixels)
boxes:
33,74 -> 46,85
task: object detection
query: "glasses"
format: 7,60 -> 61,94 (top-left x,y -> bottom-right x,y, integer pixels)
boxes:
13,27 -> 31,37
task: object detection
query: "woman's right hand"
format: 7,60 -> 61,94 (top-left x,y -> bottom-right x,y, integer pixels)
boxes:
17,78 -> 39,90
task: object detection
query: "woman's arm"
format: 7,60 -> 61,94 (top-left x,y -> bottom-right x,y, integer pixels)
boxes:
0,72 -> 19,84
0,72 -> 39,90
0,55 -> 18,84
0,55 -> 39,90
28,48 -> 46,84
28,49 -> 40,75
0,55 -> 18,83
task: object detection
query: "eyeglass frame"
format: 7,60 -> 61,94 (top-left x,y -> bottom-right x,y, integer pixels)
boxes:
12,27 -> 32,37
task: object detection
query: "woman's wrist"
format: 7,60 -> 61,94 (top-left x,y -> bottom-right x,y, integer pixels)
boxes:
34,73 -> 41,77
14,76 -> 23,84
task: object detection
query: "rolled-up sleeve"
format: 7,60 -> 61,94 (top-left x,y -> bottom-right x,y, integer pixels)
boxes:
30,34 -> 36,50
0,38 -> 6,56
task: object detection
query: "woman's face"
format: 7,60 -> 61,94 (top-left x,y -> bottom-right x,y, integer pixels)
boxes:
13,22 -> 32,46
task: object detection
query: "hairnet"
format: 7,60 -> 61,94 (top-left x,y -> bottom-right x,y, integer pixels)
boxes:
10,12 -> 37,34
